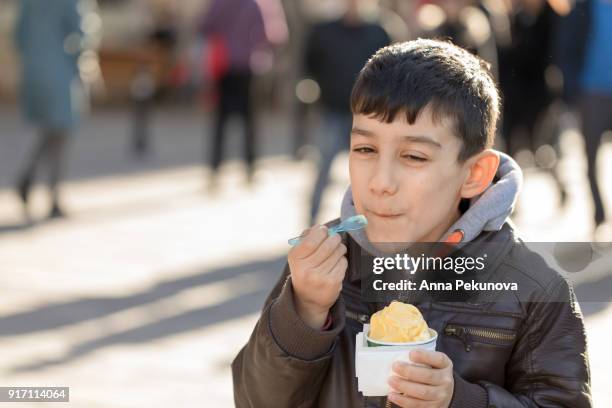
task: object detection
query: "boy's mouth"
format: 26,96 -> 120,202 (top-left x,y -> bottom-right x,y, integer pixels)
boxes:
368,209 -> 403,219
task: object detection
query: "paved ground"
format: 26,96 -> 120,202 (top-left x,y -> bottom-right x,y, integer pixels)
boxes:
0,105 -> 610,407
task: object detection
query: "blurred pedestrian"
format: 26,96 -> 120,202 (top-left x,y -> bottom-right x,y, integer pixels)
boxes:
578,0 -> 611,231
494,0 -> 577,215
415,0 -> 500,79
130,1 -> 181,157
552,0 -> 591,107
497,0 -> 556,158
304,0 -> 390,225
13,0 -> 91,219
199,0 -> 285,189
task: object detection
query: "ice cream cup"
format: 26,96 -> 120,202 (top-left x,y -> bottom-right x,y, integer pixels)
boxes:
355,325 -> 439,396
366,328 -> 438,348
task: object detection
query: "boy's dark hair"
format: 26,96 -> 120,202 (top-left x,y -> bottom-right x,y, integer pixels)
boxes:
350,39 -> 500,163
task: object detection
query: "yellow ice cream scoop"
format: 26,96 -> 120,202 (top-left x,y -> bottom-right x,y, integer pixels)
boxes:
369,301 -> 431,343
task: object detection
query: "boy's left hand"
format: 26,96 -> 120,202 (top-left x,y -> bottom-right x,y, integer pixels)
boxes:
387,350 -> 454,408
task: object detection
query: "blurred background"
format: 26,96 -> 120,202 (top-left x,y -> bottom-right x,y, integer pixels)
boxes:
0,0 -> 611,406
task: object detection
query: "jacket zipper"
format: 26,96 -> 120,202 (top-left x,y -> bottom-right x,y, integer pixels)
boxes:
444,324 -> 516,352
385,398 -> 391,408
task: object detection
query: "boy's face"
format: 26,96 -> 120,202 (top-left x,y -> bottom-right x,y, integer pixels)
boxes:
349,108 -> 473,245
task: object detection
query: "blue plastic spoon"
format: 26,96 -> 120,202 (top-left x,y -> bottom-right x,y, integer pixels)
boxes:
288,215 -> 368,246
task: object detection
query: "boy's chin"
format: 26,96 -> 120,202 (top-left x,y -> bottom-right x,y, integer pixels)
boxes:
366,228 -> 413,247
370,241 -> 410,254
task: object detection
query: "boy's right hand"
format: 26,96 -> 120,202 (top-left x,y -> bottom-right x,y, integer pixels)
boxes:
288,225 -> 348,330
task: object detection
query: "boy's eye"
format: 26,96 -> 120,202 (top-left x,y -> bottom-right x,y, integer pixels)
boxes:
352,147 -> 375,154
403,154 -> 428,162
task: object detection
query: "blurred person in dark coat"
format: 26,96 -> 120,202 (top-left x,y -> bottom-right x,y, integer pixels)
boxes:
14,0 -> 89,219
497,0 -> 557,158
496,0 -> 581,161
199,0 -> 286,189
414,0 -> 501,79
304,0 -> 390,225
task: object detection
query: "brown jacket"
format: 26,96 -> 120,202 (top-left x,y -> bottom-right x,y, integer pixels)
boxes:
232,222 -> 592,407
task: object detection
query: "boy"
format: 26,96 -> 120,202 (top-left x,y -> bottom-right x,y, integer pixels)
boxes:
232,39 -> 591,407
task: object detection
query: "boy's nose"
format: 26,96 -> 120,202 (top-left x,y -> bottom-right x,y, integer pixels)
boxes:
369,162 -> 398,196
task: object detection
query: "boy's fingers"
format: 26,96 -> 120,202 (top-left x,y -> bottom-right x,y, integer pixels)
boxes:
388,376 -> 440,401
329,255 -> 348,281
409,350 -> 452,370
291,225 -> 328,259
308,234 -> 343,268
392,361 -> 443,385
313,242 -> 346,274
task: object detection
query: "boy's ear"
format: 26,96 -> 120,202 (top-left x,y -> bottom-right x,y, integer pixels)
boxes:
460,150 -> 500,199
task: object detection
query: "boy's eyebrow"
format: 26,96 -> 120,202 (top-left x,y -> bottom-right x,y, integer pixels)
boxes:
351,127 -> 442,148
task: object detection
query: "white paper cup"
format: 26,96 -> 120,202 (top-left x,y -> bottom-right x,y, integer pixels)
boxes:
355,325 -> 438,396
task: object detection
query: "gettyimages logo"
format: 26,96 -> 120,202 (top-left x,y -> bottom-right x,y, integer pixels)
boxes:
360,241 -> 612,303
371,252 -> 487,276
